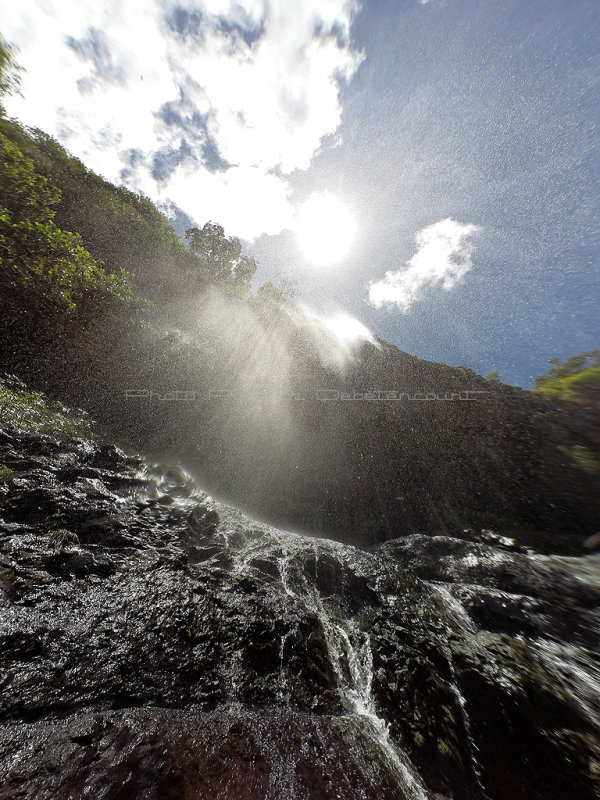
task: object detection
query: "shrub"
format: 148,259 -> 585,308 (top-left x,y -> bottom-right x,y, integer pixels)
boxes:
0,374 -> 93,437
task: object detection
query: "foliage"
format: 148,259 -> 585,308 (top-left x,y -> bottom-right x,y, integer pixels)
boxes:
235,254 -> 258,284
256,281 -> 286,304
0,119 -> 209,300
0,464 -> 13,479
0,132 -> 133,312
534,350 -> 600,387
273,271 -> 298,302
0,116 -> 261,310
532,364 -> 600,404
0,375 -> 93,437
255,273 -> 298,307
0,132 -> 59,222
186,222 -> 257,283
557,445 -> 600,475
1,212 -> 133,311
437,740 -> 453,758
0,36 -> 20,109
484,369 -> 502,382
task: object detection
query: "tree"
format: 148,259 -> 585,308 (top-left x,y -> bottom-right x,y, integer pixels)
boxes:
0,36 -> 20,111
534,350 -> 600,387
256,272 -> 298,306
185,222 -> 258,284
274,271 -> 298,302
0,132 -> 60,223
234,254 -> 257,284
186,222 -> 239,281
484,369 -> 502,382
0,132 -> 132,312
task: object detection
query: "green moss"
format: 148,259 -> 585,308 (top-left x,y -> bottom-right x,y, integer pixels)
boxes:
0,464 -> 13,478
413,732 -> 425,747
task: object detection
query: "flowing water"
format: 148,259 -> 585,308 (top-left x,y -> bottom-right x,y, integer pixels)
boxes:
131,462 -> 600,799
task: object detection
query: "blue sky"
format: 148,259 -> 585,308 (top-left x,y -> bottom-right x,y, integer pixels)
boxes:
2,0 -> 598,386
251,0 -> 599,386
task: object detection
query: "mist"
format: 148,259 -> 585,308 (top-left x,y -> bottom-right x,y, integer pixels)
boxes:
120,284 -> 381,532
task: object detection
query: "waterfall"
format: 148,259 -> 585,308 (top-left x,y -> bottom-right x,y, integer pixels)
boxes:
213,523 -> 431,800
128,460 -> 600,800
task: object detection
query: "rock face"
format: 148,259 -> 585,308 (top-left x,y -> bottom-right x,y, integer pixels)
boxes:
0,428 -> 599,799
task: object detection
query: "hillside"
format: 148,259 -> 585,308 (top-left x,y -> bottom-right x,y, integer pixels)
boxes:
0,117 -> 209,303
0,116 -> 599,553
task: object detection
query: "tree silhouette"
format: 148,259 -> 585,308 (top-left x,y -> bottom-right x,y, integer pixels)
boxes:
185,221 -> 256,283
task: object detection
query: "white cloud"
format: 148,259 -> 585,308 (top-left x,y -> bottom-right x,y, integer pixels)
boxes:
165,163 -> 295,240
369,218 -> 480,311
0,0 -> 363,240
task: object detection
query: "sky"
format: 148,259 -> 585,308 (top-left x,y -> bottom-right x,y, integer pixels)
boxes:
1,0 -> 598,386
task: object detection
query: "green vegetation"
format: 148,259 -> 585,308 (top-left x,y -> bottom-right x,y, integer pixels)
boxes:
43,528 -> 79,553
0,375 -> 93,437
530,354 -> 600,481
0,132 -> 133,312
557,445 -> 600,475
437,740 -> 453,758
440,704 -> 456,723
484,369 -> 502,382
186,222 -> 257,284
0,464 -> 13,479
0,118 -> 209,303
1,41 -> 133,316
534,350 -> 600,388
0,36 -> 20,111
532,364 -> 600,405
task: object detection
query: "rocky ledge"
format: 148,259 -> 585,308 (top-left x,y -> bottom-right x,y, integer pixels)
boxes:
0,428 -> 599,799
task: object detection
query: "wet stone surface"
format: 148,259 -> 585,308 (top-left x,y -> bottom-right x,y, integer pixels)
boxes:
0,427 -> 599,799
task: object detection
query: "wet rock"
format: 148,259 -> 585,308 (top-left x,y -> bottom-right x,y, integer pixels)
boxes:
187,504 -> 220,537
0,427 -> 598,799
0,708 -> 407,800
302,551 -> 380,614
0,555 -> 15,600
584,532 -> 600,550
378,533 -> 599,610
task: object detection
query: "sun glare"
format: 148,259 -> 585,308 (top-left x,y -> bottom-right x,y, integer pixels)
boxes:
324,313 -> 375,345
294,191 -> 356,266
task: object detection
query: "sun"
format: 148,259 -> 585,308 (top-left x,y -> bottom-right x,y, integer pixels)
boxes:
294,191 -> 356,266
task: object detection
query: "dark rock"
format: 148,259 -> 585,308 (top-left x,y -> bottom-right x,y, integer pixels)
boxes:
0,428 -> 598,799
584,532 -> 600,550
0,708 -> 406,800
